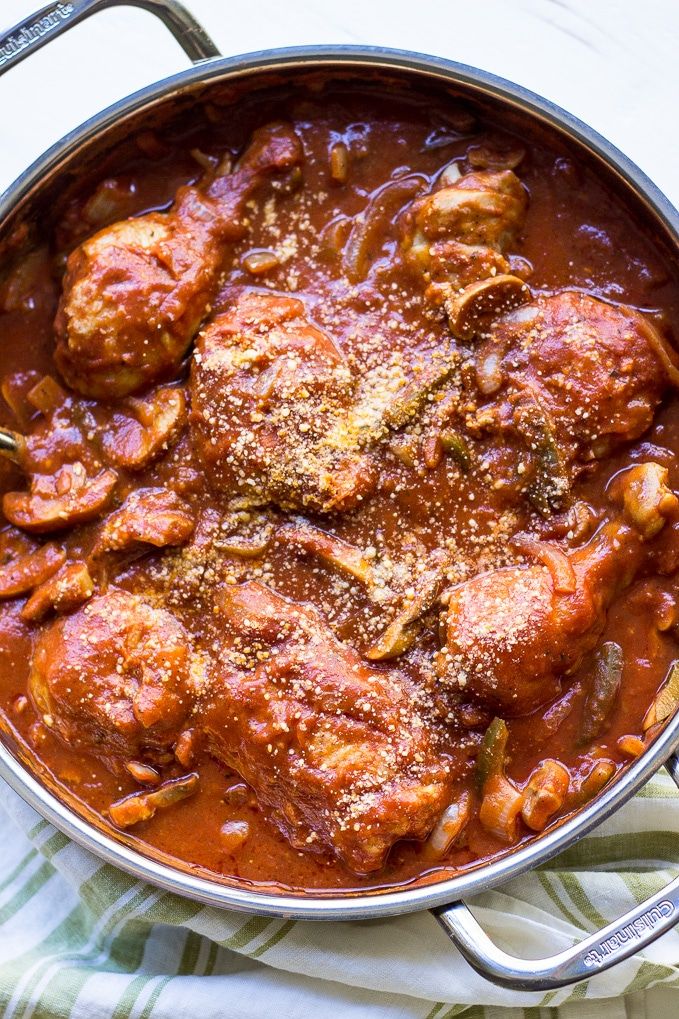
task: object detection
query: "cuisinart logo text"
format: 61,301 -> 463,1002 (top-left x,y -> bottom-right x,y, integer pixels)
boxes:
583,900 -> 675,967
0,3 -> 75,67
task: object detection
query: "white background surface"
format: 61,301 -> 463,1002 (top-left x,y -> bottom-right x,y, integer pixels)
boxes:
0,0 -> 678,207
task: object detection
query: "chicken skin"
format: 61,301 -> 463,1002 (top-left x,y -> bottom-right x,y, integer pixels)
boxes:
437,464 -> 679,715
469,292 -> 675,512
405,168 -> 529,337
410,169 -> 526,257
202,581 -> 452,873
54,124 -> 303,398
190,291 -> 375,513
29,589 -> 203,768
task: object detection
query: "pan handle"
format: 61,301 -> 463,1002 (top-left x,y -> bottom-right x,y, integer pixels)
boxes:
0,0 -> 220,79
433,751 -> 679,991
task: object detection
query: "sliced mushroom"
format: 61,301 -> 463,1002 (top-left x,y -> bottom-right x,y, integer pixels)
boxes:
277,519 -> 374,585
608,462 -> 679,540
101,387 -> 187,471
3,463 -> 118,533
320,215 -> 352,256
218,509 -> 276,559
563,500 -> 599,544
427,790 -> 472,857
92,488 -> 195,558
126,761 -> 161,786
242,249 -> 280,275
467,141 -> 526,171
444,274 -> 531,341
0,542 -> 65,598
425,243 -> 512,306
109,772 -> 199,829
0,249 -> 51,314
21,561 -> 94,622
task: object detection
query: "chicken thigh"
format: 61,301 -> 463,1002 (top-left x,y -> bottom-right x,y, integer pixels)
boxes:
437,463 -> 679,714
190,290 -> 375,512
202,581 -> 452,873
404,168 -> 529,338
29,589 -> 202,768
469,292 -> 676,512
54,124 -> 303,398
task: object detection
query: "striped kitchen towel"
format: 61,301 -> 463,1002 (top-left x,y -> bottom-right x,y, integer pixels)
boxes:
1,772 -> 679,1019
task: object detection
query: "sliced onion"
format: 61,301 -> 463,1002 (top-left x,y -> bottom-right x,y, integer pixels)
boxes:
427,791 -> 472,857
511,533 -> 576,594
479,773 -> 524,843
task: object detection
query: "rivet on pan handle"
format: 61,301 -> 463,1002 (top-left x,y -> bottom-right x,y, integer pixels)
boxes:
0,0 -> 221,80
433,751 -> 679,991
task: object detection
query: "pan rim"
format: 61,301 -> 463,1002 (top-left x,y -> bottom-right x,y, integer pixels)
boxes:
1,43 -> 678,919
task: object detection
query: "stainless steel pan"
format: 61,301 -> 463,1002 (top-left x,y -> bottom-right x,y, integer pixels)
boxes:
1,0 -> 679,992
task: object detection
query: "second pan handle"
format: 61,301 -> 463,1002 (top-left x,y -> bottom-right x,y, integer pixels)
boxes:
433,752 -> 679,991
0,0 -> 220,79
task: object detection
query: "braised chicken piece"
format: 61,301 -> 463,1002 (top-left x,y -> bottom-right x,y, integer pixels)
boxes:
437,522 -> 640,714
468,292 -> 676,512
54,124 -> 303,397
202,581 -> 452,873
405,168 -> 529,337
29,589 -> 202,766
409,169 -> 526,259
437,464 -> 679,715
190,291 -> 375,512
